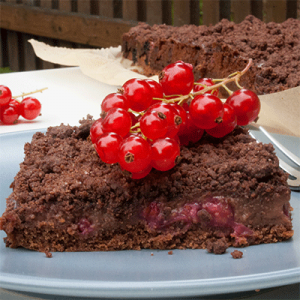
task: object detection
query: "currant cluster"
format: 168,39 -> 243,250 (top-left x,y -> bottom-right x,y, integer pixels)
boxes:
0,85 -> 42,125
90,60 -> 260,179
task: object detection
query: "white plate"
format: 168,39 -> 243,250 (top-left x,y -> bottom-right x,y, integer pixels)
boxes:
0,130 -> 299,298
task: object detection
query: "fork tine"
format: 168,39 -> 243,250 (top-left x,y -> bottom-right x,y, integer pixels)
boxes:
259,126 -> 300,167
276,159 -> 300,191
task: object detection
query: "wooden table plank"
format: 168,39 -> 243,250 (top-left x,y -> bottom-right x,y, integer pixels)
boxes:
99,0 -> 114,18
77,0 -> 91,14
0,3 -> 137,48
5,0 -> 20,71
146,0 -> 163,25
161,0 -> 173,25
251,0 -> 263,20
58,0 -> 72,12
202,0 -> 220,25
39,0 -> 56,69
173,0 -> 191,26
123,0 -> 138,21
231,0 -> 251,23
190,0 -> 200,25
264,0 -> 287,22
23,34 -> 38,71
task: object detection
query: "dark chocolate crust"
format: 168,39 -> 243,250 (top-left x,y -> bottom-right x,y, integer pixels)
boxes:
122,15 -> 300,96
0,117 -> 293,253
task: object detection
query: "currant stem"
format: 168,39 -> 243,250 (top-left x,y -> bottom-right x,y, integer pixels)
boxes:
13,87 -> 48,100
130,122 -> 140,131
128,108 -> 144,116
221,84 -> 233,96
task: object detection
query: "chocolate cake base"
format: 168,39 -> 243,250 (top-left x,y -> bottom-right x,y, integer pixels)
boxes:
122,15 -> 300,96
0,117 -> 293,254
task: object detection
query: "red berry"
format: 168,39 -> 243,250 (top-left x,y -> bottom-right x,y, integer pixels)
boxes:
0,85 -> 12,106
194,78 -> 219,97
170,103 -> 187,128
151,138 -> 180,171
159,61 -> 194,96
178,113 -> 204,146
131,164 -> 152,179
144,79 -> 164,105
90,118 -> 104,144
225,89 -> 260,126
139,110 -> 168,140
94,132 -> 123,164
102,108 -> 132,137
101,93 -> 128,114
20,97 -> 41,120
118,135 -> 152,173
0,104 -> 19,125
8,98 -> 21,114
148,103 -> 182,138
78,218 -> 93,234
202,199 -> 233,227
206,104 -> 237,138
121,79 -> 153,112
189,94 -> 224,129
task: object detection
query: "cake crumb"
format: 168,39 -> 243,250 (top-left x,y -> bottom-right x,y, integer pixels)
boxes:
168,250 -> 173,255
45,251 -> 52,258
206,238 -> 228,254
231,250 -> 243,259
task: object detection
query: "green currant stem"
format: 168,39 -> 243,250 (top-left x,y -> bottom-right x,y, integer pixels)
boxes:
235,78 -> 243,89
130,122 -> 140,131
128,108 -> 144,116
13,87 -> 48,100
221,84 -> 233,96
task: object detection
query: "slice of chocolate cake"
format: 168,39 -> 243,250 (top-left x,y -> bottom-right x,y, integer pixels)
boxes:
122,15 -> 300,96
0,117 -> 293,254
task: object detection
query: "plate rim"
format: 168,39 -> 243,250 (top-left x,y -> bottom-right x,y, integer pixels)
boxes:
0,267 -> 299,298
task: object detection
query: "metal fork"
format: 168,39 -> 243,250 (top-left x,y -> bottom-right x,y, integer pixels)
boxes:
249,126 -> 300,192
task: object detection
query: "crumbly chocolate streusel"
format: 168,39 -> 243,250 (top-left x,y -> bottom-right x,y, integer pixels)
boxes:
0,117 -> 293,253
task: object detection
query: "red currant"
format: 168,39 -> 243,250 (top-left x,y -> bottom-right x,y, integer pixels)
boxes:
159,61 -> 194,96
144,79 -> 164,105
189,94 -> 224,129
118,135 -> 152,173
102,108 -> 132,137
206,104 -> 237,138
131,164 -> 152,179
194,78 -> 219,97
139,110 -> 168,140
20,97 -> 41,120
151,138 -> 180,171
148,103 -> 182,138
178,113 -> 204,146
94,132 -> 123,164
90,118 -> 104,144
170,103 -> 187,128
121,79 -> 153,112
225,89 -> 260,126
0,104 -> 19,125
0,85 -> 12,106
101,93 -> 128,115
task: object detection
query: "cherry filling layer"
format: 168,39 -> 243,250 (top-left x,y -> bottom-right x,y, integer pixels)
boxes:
141,197 -> 254,242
